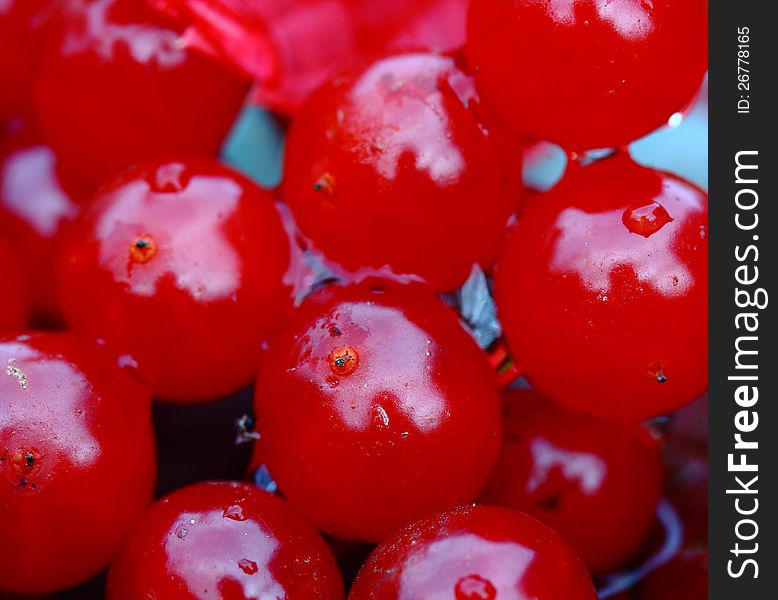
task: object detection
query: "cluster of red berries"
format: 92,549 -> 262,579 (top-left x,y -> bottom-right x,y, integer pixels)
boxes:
1,0 -> 708,598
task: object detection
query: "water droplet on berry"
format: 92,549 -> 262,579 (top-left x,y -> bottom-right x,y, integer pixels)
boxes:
149,162 -> 190,193
648,361 -> 668,384
313,172 -> 336,196
223,505 -> 247,521
238,558 -> 258,575
455,574 -> 497,600
622,200 -> 673,237
176,528 -> 188,539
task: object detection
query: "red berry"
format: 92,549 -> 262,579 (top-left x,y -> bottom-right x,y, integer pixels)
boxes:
349,505 -> 597,599
32,0 -> 248,187
0,135 -> 87,324
0,236 -> 28,333
253,279 -> 502,542
0,0 -> 59,120
282,52 -> 517,291
480,388 -> 664,574
0,332 -> 155,594
496,154 -> 708,421
107,481 -> 345,600
466,0 -> 708,151
59,158 -> 292,403
146,0 -> 470,113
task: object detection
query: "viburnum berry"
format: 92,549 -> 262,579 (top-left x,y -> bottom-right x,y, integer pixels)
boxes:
0,134 -> 87,324
107,481 -> 345,600
496,153 -> 708,421
0,0 -> 60,121
0,333 -> 155,594
480,388 -> 664,574
32,0 -> 249,187
349,505 -> 597,599
466,0 -> 708,151
282,52 -> 518,291
144,0 -> 470,113
59,158 -> 292,403
253,279 -> 502,542
0,236 -> 28,333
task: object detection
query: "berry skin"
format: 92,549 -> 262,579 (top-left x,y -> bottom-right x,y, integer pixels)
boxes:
0,236 -> 28,333
638,548 -> 707,600
496,154 -> 708,421
32,0 -> 248,187
479,388 -> 664,574
348,505 -> 597,600
59,158 -> 292,403
145,0 -> 470,113
0,0 -> 60,120
466,0 -> 708,151
0,333 -> 155,594
107,481 -> 345,600
282,52 -> 517,291
253,279 -> 502,542
0,135 -> 87,324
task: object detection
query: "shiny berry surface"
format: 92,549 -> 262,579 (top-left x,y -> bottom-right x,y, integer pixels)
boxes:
32,0 -> 248,186
107,481 -> 345,600
283,52 -> 516,291
253,279 -> 502,542
59,158 -> 292,403
0,333 -> 155,594
496,154 -> 708,421
145,0 -> 470,113
349,505 -> 597,600
0,236 -> 28,333
466,0 -> 708,150
480,388 -> 664,574
0,0 -> 59,120
0,135 -> 86,324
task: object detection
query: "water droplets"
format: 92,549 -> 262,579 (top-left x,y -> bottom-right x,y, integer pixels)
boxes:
622,200 -> 673,238
454,574 -> 497,600
238,558 -> 258,575
223,505 -> 247,522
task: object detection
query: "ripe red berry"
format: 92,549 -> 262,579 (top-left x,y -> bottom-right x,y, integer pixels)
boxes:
107,481 -> 345,600
32,0 -> 248,187
349,505 -> 597,599
253,279 -> 502,542
59,158 -> 292,403
496,154 -> 708,421
0,135 -> 87,324
466,0 -> 708,151
0,333 -> 155,594
282,52 -> 517,291
0,236 -> 28,333
0,0 -> 59,120
480,388 -> 664,574
145,0 -> 470,113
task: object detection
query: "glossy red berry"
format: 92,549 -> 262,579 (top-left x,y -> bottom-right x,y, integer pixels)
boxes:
0,0 -> 60,120
349,505 -> 597,600
253,279 -> 502,542
480,388 -> 664,574
0,236 -> 28,333
283,52 -> 517,291
466,0 -> 708,151
0,135 -> 87,324
32,0 -> 248,187
0,333 -> 155,594
496,154 -> 708,421
107,481 -> 345,600
59,158 -> 292,403
145,0 -> 470,113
